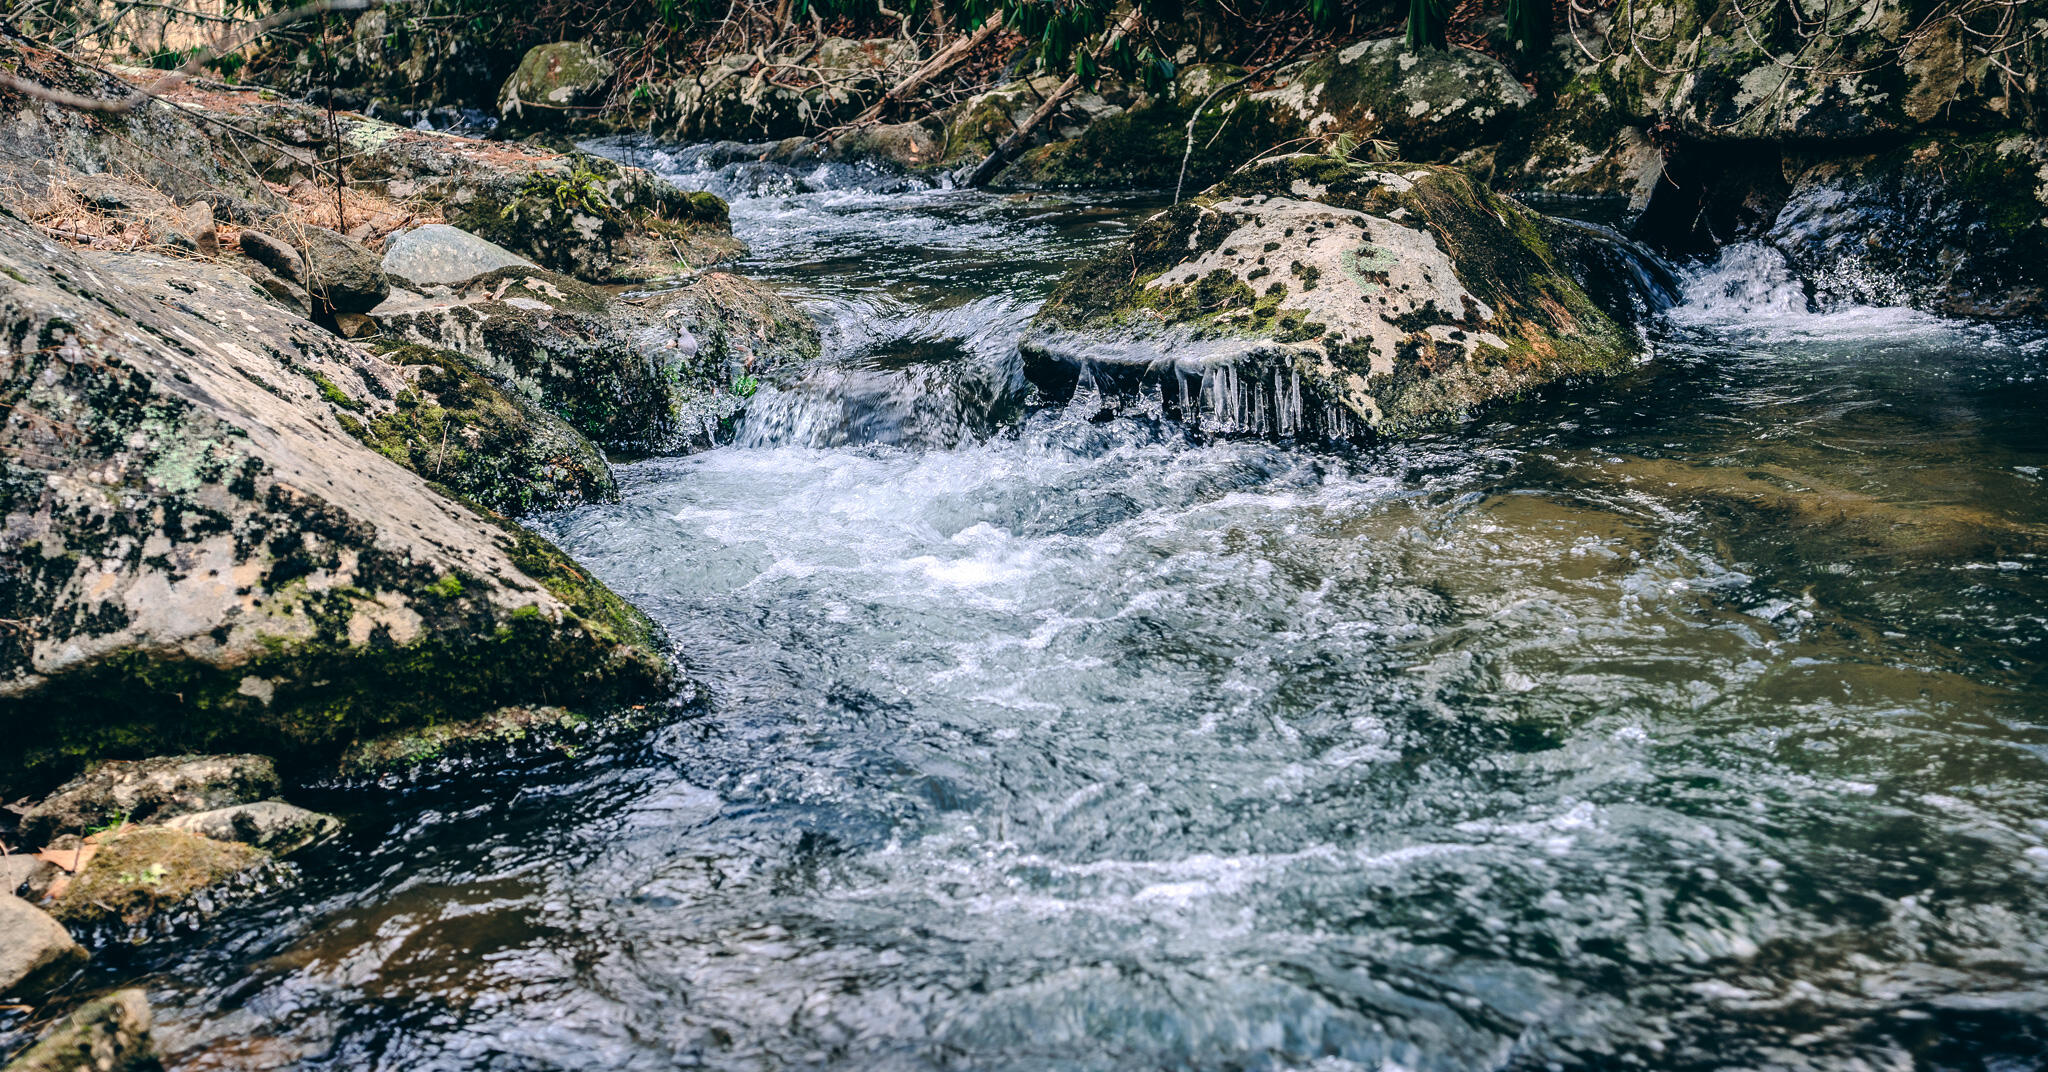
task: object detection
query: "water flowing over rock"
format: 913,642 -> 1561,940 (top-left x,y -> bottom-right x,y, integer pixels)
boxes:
1020,156 -> 1640,439
0,210 -> 666,794
373,265 -> 820,453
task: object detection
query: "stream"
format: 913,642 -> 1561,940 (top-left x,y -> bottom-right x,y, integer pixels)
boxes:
132,147 -> 2048,1070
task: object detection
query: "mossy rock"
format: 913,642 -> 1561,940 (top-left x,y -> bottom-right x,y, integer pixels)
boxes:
345,343 -> 618,517
499,41 -> 616,128
48,827 -> 268,929
1020,155 -> 1641,439
1245,38 -> 1534,163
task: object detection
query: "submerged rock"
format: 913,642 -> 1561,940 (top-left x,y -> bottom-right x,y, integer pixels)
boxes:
18,755 -> 279,844
164,801 -> 341,854
340,704 -> 609,778
0,210 -> 667,794
382,224 -> 536,288
0,894 -> 86,1001
1,988 -> 156,1072
46,826 -> 267,929
1020,155 -> 1640,438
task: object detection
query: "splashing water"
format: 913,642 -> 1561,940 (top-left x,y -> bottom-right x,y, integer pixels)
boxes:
66,150 -> 2048,1072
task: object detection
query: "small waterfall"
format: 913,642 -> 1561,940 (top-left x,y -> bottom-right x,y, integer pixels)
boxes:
1665,241 -> 1954,340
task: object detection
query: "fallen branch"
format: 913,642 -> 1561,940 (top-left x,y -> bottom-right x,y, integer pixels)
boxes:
843,11 -> 1002,131
962,11 -> 1141,189
1173,37 -> 1312,203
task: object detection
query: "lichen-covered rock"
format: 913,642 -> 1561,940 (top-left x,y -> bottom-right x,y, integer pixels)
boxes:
938,76 -> 1133,170
0,211 -> 666,794
499,41 -> 616,126
1003,68 -> 1305,190
18,755 -> 279,844
341,341 -> 618,516
0,894 -> 86,1001
1247,38 -> 1534,163
1600,0 -> 2029,143
1,988 -> 156,1072
373,265 -> 820,454
1020,155 -> 1640,439
164,800 -> 341,854
46,826 -> 267,929
382,224 -> 536,288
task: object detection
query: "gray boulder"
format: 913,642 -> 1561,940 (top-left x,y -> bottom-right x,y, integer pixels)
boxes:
1246,38 -> 1533,162
0,894 -> 86,1001
19,754 -> 278,844
240,224 -> 391,317
1,988 -> 156,1072
373,265 -> 819,453
383,224 -> 536,288
165,800 -> 341,854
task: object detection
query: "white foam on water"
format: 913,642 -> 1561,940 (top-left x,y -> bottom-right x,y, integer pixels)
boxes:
1666,242 -> 1956,342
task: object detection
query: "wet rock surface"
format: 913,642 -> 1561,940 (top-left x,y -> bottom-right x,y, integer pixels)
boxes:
163,801 -> 341,855
0,210 -> 666,794
45,827 -> 268,930
2,989 -> 156,1072
1022,155 -> 1640,438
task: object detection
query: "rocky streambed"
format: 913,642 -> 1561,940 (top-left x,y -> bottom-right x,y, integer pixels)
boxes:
2,15 -> 2047,1072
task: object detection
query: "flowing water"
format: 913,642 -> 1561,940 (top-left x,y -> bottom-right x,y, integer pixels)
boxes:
97,148 -> 2048,1069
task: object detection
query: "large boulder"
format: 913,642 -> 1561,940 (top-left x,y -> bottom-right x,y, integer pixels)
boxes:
373,265 -> 821,453
0,894 -> 86,1001
0,211 -> 667,794
18,754 -> 279,844
1,988 -> 156,1072
1019,155 -> 1640,439
1601,0 -> 2028,143
1763,136 -> 2048,318
1247,38 -> 1534,163
499,41 -> 616,126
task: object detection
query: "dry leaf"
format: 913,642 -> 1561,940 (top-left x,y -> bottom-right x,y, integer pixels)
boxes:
35,843 -> 97,874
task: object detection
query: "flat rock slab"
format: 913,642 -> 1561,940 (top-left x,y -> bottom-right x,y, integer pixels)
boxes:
165,801 -> 341,854
383,223 -> 537,287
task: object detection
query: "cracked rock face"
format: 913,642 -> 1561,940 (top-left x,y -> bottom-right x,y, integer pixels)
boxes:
1020,155 -> 1642,439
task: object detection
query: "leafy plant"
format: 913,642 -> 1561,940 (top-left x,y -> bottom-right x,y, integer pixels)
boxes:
731,373 -> 760,398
